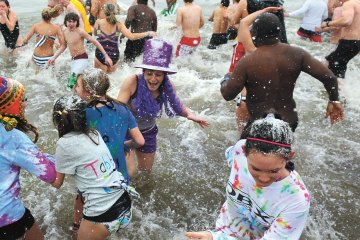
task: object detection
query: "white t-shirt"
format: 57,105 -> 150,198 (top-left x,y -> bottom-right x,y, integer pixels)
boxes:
212,139 -> 310,240
55,131 -> 125,217
289,0 -> 328,31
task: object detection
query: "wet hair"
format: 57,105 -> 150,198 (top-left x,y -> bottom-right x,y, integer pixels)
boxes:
104,3 -> 117,25
78,68 -> 127,115
137,0 -> 148,5
251,13 -> 280,46
245,112 -> 294,161
42,5 -> 62,21
0,0 -> 10,7
184,0 -> 193,3
64,12 -> 80,27
15,118 -> 39,143
53,96 -> 99,144
221,0 -> 230,7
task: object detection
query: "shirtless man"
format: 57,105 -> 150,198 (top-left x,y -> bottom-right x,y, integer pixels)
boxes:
49,12 -> 112,89
91,0 -> 117,20
208,0 -> 229,49
226,0 -> 240,40
320,0 -> 360,78
175,0 -> 205,57
221,13 -> 344,138
60,0 -> 92,34
124,0 -> 157,62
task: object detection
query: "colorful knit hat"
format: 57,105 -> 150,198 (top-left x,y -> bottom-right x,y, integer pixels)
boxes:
0,76 -> 25,130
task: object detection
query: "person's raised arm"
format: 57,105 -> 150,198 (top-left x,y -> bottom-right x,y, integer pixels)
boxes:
1,10 -> 17,32
119,21 -> 156,40
117,75 -> 137,104
300,49 -> 344,124
82,29 -> 113,66
221,56 -> 248,101
321,1 -> 354,28
285,0 -> 310,17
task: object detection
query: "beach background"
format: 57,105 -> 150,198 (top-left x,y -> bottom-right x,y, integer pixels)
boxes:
1,0 -> 359,239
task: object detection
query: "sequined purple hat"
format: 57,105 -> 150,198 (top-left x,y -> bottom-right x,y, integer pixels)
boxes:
135,38 -> 177,74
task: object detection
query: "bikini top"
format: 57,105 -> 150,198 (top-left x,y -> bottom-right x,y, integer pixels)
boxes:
35,35 -> 56,48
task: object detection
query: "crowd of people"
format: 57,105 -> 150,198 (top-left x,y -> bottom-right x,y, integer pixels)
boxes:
0,0 -> 358,239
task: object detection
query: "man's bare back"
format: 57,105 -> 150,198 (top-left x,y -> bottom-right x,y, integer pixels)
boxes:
91,0 -> 117,19
176,1 -> 204,38
338,0 -> 360,40
209,5 -> 229,34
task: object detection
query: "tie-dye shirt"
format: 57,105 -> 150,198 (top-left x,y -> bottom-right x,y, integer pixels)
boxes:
212,139 -> 310,240
0,124 -> 56,227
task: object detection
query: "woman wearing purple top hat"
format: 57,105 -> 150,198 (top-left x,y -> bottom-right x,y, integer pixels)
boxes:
117,38 -> 209,172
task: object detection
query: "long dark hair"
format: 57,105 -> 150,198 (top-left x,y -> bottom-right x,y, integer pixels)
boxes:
52,96 -> 99,144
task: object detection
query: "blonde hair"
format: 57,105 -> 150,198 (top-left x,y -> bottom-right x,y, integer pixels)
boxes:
42,5 -> 62,21
104,3 -> 117,25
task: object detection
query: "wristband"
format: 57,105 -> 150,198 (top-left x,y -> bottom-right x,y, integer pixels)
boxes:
329,100 -> 340,104
220,76 -> 230,85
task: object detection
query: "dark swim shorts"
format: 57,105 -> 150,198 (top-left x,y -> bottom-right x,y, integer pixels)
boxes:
208,33 -> 228,49
0,208 -> 35,240
326,39 -> 360,78
137,125 -> 158,153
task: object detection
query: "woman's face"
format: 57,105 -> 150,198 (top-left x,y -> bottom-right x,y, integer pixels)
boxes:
74,76 -> 91,101
0,2 -> 9,13
143,69 -> 165,93
246,150 -> 288,187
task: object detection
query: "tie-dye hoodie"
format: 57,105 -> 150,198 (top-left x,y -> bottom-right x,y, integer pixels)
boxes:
0,124 -> 56,227
212,139 -> 310,240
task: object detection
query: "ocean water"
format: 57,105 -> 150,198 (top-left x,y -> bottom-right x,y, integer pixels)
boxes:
1,0 -> 359,239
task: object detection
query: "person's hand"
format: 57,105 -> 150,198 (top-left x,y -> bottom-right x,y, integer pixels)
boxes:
187,112 -> 210,128
104,54 -> 113,67
48,57 -> 56,65
326,101 -> 344,124
186,231 -> 212,240
315,26 -> 322,32
0,10 -> 6,18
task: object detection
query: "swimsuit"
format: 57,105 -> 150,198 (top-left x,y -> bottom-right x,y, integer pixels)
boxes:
0,19 -> 20,49
175,36 -> 201,57
208,33 -> 227,49
296,27 -> 322,42
229,42 -> 245,73
124,37 -> 151,62
226,27 -> 238,41
32,35 -> 56,66
326,39 -> 360,78
95,25 -> 120,65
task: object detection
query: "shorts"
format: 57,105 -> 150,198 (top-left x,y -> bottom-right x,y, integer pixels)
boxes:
0,208 -> 35,240
325,39 -> 360,78
229,42 -> 246,73
71,52 -> 89,74
226,27 -> 238,40
176,36 -> 201,57
137,125 -> 158,153
208,33 -> 228,49
296,27 -> 322,42
83,192 -> 132,234
124,37 -> 151,62
95,48 -> 120,65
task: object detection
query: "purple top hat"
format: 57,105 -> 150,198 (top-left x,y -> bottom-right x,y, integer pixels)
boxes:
135,39 -> 177,74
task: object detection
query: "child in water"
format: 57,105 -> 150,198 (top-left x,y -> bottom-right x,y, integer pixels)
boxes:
186,113 -> 310,240
52,96 -> 137,239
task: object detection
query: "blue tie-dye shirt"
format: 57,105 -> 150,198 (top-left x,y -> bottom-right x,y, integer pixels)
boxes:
0,124 -> 56,227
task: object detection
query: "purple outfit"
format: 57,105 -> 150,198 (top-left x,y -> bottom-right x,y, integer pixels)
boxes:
128,74 -> 183,153
0,124 -> 56,227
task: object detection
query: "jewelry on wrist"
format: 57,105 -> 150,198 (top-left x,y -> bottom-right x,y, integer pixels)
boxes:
329,100 -> 340,104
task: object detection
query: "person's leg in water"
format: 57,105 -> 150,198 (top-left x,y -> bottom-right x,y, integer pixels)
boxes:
77,220 -> 110,240
24,222 -> 44,240
125,150 -> 138,179
136,150 -> 156,172
73,193 -> 85,234
235,89 -> 249,135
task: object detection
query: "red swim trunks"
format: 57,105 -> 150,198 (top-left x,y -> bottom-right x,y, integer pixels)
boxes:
296,27 -> 322,43
176,36 -> 201,57
229,42 -> 245,73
